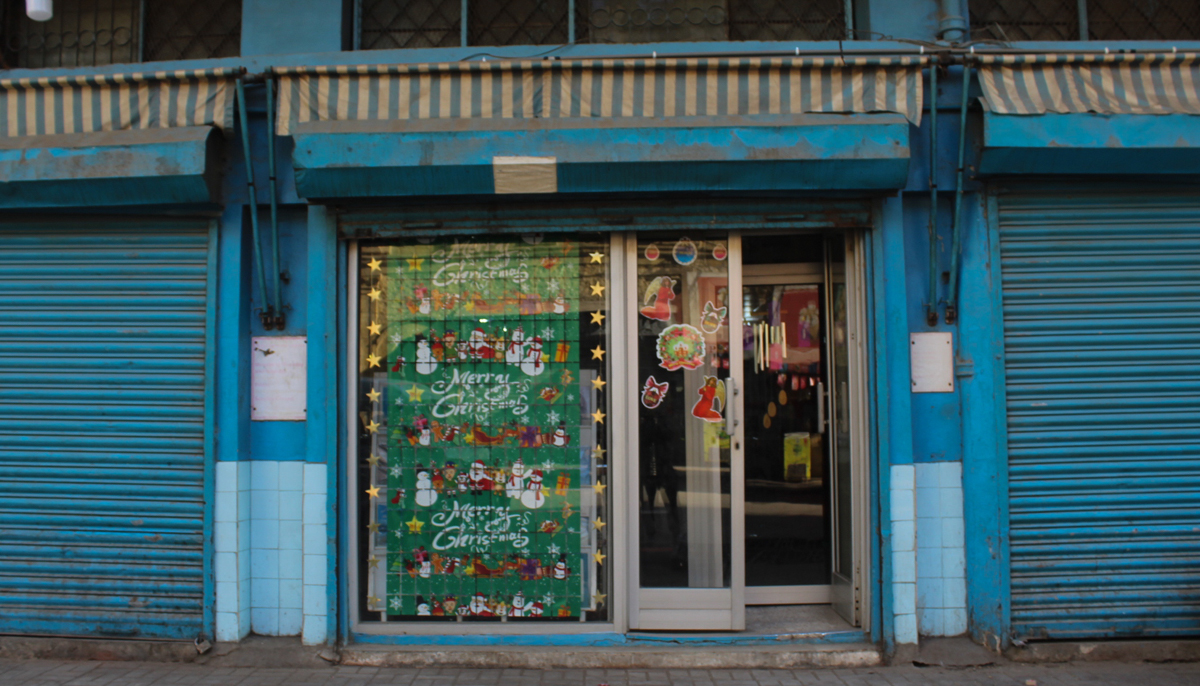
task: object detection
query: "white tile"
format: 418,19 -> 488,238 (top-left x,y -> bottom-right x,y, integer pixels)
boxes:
251,607 -> 279,636
278,608 -> 303,636
238,520 -> 251,552
940,486 -> 964,518
239,582 -> 251,612
303,492 -> 327,525
216,461 -> 238,493
942,516 -> 965,548
278,462 -> 304,492
214,551 -> 237,583
214,521 -> 238,554
279,519 -> 303,550
890,490 -> 914,523
304,523 -> 326,553
304,463 -> 327,495
891,520 -> 915,552
893,548 -> 916,583
917,543 -> 942,580
215,580 -> 239,613
915,487 -> 940,520
940,461 -> 963,488
238,489 -> 252,522
894,613 -> 918,644
250,548 -> 279,580
279,549 -> 304,580
251,515 -> 279,550
891,464 -> 914,491
302,614 -> 328,645
252,490 -> 280,522
304,585 -> 329,616
251,461 -> 279,491
280,578 -> 304,610
917,516 -> 943,550
919,607 -> 945,636
216,612 -> 241,642
914,463 -> 938,491
943,577 -> 967,610
917,577 -> 941,612
945,608 -> 968,636
237,460 -> 252,490
303,554 -> 326,585
214,491 -> 236,524
893,581 -> 916,615
251,577 -> 279,609
280,494 -> 303,523
943,546 -> 966,579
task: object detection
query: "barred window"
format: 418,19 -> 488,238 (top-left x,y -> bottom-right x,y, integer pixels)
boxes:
969,0 -> 1200,41
2,0 -> 241,69
357,0 -> 849,49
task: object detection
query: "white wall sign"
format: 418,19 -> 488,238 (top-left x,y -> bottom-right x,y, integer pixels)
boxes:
251,336 -> 307,421
493,156 -> 558,194
910,332 -> 954,393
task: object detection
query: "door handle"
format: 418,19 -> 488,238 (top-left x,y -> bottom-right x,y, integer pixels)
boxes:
817,380 -> 826,434
724,377 -> 738,437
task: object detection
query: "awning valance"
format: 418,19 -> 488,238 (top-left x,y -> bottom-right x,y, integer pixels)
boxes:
0,67 -> 241,138
272,56 -> 927,135
975,53 -> 1200,116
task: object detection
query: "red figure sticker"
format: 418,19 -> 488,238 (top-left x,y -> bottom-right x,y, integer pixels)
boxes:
639,276 -> 676,321
691,375 -> 725,423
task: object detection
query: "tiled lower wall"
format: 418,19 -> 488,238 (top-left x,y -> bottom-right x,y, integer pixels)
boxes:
215,460 -> 328,644
915,461 -> 967,636
890,464 -> 918,644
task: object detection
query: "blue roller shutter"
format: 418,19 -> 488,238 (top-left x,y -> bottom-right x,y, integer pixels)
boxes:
0,219 -> 214,640
999,194 -> 1200,640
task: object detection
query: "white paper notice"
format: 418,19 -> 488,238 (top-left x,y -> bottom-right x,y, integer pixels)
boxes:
910,332 -> 954,393
251,336 -> 307,420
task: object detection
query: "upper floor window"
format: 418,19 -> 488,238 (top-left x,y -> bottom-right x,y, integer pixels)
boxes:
356,0 -> 850,49
969,0 -> 1200,41
2,0 -> 241,69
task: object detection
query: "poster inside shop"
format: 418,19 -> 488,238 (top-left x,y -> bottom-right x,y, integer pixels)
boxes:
358,236 -> 609,621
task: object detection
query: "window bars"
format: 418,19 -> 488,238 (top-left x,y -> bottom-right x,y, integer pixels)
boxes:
969,0 -> 1200,42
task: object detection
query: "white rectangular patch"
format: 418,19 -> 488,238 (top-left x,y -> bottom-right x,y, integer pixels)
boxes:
492,155 -> 557,194
251,336 -> 308,420
910,332 -> 954,393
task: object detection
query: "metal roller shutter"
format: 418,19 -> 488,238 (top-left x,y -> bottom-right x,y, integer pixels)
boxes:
999,194 -> 1200,640
0,219 -> 214,640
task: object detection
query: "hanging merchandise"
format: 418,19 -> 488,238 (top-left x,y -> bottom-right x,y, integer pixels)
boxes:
641,376 -> 669,409
672,237 -> 698,265
712,243 -> 728,261
644,244 -> 661,261
691,375 -> 725,423
656,324 -> 707,371
639,276 -> 677,321
358,236 -> 609,620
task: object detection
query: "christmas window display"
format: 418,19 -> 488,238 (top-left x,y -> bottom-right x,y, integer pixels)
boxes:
356,235 -> 610,622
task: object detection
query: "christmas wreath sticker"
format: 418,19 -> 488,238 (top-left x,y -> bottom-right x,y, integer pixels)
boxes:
655,324 -> 706,371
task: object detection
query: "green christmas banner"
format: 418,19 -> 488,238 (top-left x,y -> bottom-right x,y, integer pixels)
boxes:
358,237 -> 609,620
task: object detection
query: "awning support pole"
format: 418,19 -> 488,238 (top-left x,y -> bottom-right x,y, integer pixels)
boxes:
266,75 -> 286,330
236,79 -> 275,330
926,57 -> 939,327
945,60 -> 973,325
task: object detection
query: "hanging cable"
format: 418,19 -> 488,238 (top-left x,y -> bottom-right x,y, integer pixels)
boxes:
266,75 -> 285,330
925,56 -> 939,327
236,79 -> 275,330
945,59 -> 973,325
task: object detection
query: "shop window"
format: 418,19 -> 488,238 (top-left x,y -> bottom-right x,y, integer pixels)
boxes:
356,0 -> 849,48
354,235 -> 611,623
1,0 -> 241,69
969,0 -> 1200,41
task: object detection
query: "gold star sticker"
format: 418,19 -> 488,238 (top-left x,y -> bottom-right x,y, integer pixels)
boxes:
367,321 -> 382,336
592,591 -> 607,606
366,388 -> 382,402
367,258 -> 382,272
592,409 -> 605,424
366,353 -> 382,368
367,521 -> 381,533
593,516 -> 606,531
591,376 -> 606,390
590,345 -> 605,361
590,311 -> 605,325
589,252 -> 604,264
593,550 -> 606,565
406,515 -> 424,534
365,420 -> 381,434
368,288 -> 382,301
407,257 -> 424,271
368,555 -> 381,569
366,452 -> 382,466
407,386 -> 424,402
589,282 -> 605,297
592,445 -> 606,459
366,484 -> 380,498
592,480 -> 607,495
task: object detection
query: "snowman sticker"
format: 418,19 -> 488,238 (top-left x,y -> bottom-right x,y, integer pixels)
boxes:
552,554 -> 569,580
509,591 -> 526,617
548,424 -> 570,447
521,469 -> 547,509
415,335 -> 438,375
416,595 -> 431,616
505,326 -> 526,365
415,465 -> 438,507
505,458 -> 527,499
416,286 -> 432,315
521,337 -> 546,376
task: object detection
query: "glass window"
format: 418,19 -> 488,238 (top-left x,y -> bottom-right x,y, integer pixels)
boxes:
356,235 -> 611,622
969,0 -> 1200,41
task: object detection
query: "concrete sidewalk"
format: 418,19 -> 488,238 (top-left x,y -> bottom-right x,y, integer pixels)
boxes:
1,660 -> 1198,686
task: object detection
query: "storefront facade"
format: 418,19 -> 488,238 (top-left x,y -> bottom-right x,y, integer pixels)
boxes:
1,0 -> 1199,661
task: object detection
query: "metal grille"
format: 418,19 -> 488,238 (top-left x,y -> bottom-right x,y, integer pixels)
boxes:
360,0 -> 462,49
2,0 -> 140,69
968,0 -> 1079,41
728,0 -> 846,41
1087,0 -> 1200,40
470,0 -> 570,45
143,0 -> 241,62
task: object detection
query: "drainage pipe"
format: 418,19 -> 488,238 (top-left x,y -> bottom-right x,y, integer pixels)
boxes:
926,56 -> 939,327
944,60 -> 973,325
266,75 -> 284,329
235,79 -> 273,328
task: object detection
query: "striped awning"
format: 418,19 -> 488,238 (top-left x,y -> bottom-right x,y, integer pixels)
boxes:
273,56 -> 927,135
976,53 -> 1200,116
1,67 -> 240,138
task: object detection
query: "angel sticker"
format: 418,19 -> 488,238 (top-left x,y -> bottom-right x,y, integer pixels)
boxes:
700,301 -> 728,334
639,276 -> 677,321
641,375 -> 669,409
691,375 -> 725,423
